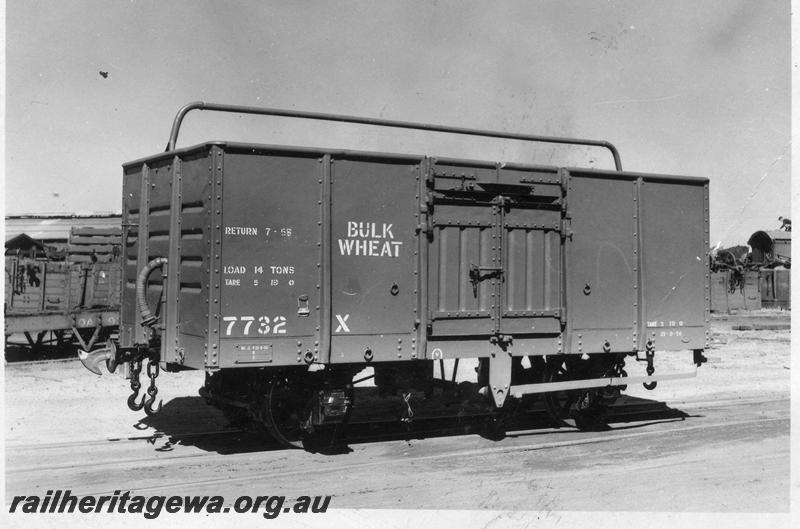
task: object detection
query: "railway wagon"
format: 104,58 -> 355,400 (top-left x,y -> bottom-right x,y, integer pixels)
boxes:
83,102 -> 710,447
5,228 -> 121,355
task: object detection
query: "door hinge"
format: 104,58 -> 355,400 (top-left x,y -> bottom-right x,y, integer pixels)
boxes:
560,216 -> 573,240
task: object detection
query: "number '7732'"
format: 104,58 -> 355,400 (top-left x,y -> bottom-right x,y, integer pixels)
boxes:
222,315 -> 287,336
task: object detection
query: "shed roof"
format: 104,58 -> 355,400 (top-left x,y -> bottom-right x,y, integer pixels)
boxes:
4,214 -> 122,242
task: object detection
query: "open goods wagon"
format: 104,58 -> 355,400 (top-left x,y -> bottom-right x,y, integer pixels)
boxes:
5,227 -> 121,355
83,102 -> 709,447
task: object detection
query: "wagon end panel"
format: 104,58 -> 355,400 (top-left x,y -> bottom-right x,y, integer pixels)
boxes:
639,176 -> 709,351
120,159 -> 174,350
121,148 -> 213,370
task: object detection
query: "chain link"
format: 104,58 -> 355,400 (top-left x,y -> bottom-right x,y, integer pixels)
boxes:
146,359 -> 159,398
129,359 -> 142,393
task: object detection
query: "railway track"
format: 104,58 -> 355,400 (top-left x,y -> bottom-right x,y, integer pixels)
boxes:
5,428 -> 243,452
6,397 -> 788,492
73,413 -> 788,498
5,393 -> 772,455
5,357 -> 82,367
4,396 -> 681,455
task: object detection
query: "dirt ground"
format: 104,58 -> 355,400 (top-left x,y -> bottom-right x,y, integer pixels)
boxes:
3,309 -> 792,519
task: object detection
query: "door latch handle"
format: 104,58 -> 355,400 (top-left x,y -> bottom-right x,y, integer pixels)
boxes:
469,264 -> 503,297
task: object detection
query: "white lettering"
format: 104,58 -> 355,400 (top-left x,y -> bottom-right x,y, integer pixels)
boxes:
338,221 -> 403,258
224,226 -> 258,236
223,315 -> 288,336
390,241 -> 402,257
335,314 -> 350,333
339,239 -> 355,255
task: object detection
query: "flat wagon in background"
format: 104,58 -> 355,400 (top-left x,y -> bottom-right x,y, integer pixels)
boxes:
4,227 -> 121,355
82,102 -> 710,448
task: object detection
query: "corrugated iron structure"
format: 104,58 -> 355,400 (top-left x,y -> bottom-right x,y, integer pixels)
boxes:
5,214 -> 121,245
82,103 -> 710,446
748,229 -> 791,267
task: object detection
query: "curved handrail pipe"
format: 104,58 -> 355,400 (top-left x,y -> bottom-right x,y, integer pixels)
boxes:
167,101 -> 623,171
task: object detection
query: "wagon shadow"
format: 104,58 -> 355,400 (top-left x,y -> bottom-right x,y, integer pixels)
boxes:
132,393 -> 693,455
132,396 -> 288,454
506,394 -> 694,438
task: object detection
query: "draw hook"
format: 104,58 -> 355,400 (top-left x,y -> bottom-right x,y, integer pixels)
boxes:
127,389 -> 146,411
144,395 -> 163,415
144,386 -> 163,415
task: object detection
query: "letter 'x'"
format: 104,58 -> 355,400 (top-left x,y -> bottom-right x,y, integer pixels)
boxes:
335,314 -> 350,333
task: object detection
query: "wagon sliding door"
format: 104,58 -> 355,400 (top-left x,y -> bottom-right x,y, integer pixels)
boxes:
427,161 -> 565,338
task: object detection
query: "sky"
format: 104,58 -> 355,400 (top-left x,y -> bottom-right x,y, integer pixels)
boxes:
4,0 -> 791,247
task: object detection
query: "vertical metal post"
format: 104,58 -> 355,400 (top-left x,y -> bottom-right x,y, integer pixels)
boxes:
319,154 -> 332,363
134,163 -> 151,345
417,158 -> 431,358
703,182 -> 711,349
166,155 -> 183,364
40,260 -> 49,312
634,176 -> 644,351
559,168 -> 571,354
205,147 -> 223,368
8,258 -> 16,307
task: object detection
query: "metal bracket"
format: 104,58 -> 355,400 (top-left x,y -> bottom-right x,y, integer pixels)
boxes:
488,345 -> 512,408
560,216 -> 573,240
509,369 -> 697,398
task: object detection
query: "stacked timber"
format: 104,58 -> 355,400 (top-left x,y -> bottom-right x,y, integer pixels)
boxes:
67,227 -> 122,263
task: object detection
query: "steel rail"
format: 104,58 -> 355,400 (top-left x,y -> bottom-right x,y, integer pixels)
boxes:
166,101 -> 623,170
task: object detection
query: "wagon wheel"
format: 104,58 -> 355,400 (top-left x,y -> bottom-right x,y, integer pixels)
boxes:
261,376 -> 314,449
541,358 -> 579,428
541,357 -> 606,430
